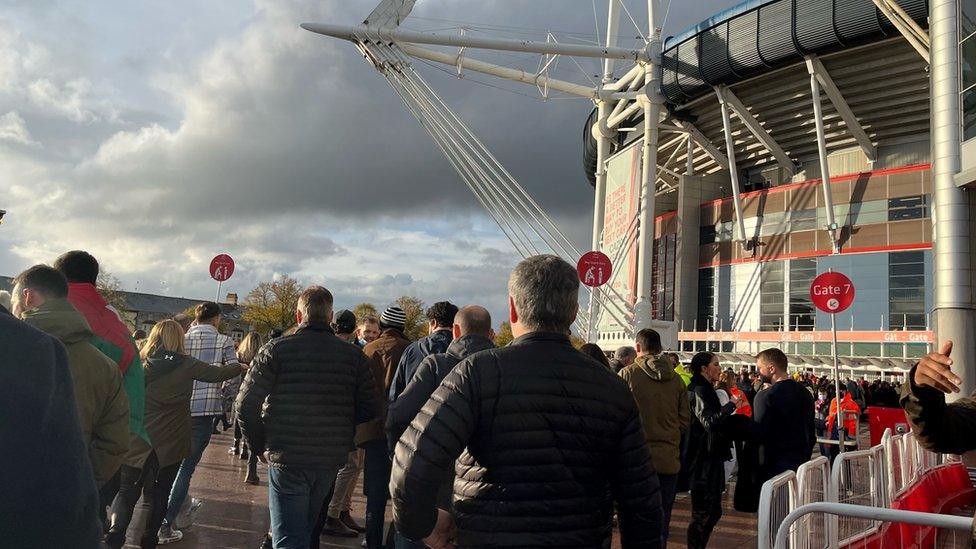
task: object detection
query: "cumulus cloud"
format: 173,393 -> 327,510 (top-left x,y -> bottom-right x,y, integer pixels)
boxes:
0,111 -> 38,146
0,0 -> 735,324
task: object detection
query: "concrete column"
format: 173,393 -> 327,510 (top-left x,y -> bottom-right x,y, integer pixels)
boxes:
931,0 -> 976,400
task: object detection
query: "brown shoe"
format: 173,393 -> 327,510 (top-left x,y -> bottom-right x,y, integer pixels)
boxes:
323,516 -> 358,538
339,511 -> 365,533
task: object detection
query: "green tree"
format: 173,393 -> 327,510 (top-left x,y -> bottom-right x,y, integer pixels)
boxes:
352,302 -> 378,323
494,321 -> 514,347
242,275 -> 302,334
395,295 -> 427,340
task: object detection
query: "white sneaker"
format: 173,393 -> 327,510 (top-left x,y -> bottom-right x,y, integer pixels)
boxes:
157,524 -> 183,545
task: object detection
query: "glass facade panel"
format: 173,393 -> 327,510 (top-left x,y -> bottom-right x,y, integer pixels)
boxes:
965,87 -> 976,142
653,235 -> 676,321
887,195 -> 929,221
759,261 -> 785,331
697,268 -> 714,330
889,251 -> 926,330
789,258 -> 817,331
964,0 -> 976,38
962,2 -> 976,141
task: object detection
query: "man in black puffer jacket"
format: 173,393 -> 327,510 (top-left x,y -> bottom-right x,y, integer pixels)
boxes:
386,305 -> 494,480
390,255 -> 662,549
236,286 -> 380,549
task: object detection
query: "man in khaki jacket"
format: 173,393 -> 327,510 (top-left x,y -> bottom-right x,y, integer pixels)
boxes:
619,328 -> 690,546
13,265 -> 129,498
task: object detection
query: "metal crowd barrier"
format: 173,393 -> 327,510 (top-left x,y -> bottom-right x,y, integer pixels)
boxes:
758,428 -> 965,549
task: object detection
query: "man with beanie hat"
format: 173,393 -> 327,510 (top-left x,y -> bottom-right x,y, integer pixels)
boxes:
357,306 -> 411,548
388,301 -> 458,403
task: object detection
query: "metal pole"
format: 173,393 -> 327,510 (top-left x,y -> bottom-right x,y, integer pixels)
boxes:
587,0 -> 622,343
931,0 -> 976,402
809,72 -> 840,254
633,2 -> 662,330
301,22 -> 650,62
716,88 -> 749,249
686,135 -> 695,175
832,313 -> 844,454
215,280 -> 223,303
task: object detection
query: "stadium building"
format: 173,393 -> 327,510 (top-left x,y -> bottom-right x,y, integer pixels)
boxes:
305,0 -> 975,381
581,0 -> 960,374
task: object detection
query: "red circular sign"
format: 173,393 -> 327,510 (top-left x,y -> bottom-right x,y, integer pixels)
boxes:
810,271 -> 855,314
577,251 -> 613,287
209,254 -> 235,282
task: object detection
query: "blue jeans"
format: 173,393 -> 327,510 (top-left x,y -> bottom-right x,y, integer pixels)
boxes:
164,415 -> 215,526
658,473 -> 678,545
268,466 -> 338,549
362,439 -> 392,549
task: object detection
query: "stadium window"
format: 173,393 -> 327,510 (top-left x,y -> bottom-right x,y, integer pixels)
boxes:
961,1 -> 976,140
889,251 -> 926,330
699,225 -> 717,245
759,261 -> 785,331
697,268 -> 715,330
887,195 -> 929,221
788,258 -> 817,331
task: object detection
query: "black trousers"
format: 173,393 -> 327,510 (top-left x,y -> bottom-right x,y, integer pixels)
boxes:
105,451 -> 181,549
687,486 -> 723,549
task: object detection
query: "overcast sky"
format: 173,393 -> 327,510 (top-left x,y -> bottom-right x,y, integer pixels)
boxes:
0,0 -> 738,326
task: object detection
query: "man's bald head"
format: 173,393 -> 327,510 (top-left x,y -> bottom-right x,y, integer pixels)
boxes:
454,305 -> 492,337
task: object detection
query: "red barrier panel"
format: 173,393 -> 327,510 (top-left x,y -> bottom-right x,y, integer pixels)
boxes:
867,407 -> 910,447
841,463 -> 974,548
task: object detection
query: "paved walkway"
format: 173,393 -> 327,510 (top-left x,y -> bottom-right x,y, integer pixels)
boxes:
161,431 -> 758,548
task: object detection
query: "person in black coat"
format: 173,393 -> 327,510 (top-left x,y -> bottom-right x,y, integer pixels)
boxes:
385,305 -> 495,549
685,352 -> 741,549
0,308 -> 103,548
236,286 -> 381,548
390,255 -> 662,549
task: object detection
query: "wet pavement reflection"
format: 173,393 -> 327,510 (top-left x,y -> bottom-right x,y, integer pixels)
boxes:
147,431 -> 756,548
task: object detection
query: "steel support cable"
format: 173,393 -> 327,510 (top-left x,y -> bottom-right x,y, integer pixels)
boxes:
374,47 -> 541,258
383,44 -> 631,327
370,46 -> 535,258
402,55 -> 635,323
379,46 -> 604,335
391,47 -> 586,260
401,47 -> 632,325
389,59 -> 551,258
362,42 -> 598,328
387,75 -> 534,258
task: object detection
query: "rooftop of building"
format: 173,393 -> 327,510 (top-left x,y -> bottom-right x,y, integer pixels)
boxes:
0,275 -> 244,320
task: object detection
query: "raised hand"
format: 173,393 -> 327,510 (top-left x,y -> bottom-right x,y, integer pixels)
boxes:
914,341 -> 962,394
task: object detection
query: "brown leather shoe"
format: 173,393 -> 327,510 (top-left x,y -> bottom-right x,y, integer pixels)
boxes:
323,516 -> 358,538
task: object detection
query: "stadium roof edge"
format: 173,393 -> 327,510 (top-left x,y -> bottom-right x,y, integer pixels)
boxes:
664,0 -> 772,50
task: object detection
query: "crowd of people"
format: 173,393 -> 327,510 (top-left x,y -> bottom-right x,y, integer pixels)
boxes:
0,250 -> 971,549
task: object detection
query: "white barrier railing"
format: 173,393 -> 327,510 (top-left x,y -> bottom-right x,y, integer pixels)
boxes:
794,456 -> 830,549
758,427 -> 961,549
758,472 -> 797,549
772,502 -> 973,549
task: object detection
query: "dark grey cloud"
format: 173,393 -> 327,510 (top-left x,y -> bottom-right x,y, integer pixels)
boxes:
0,0 -> 741,322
